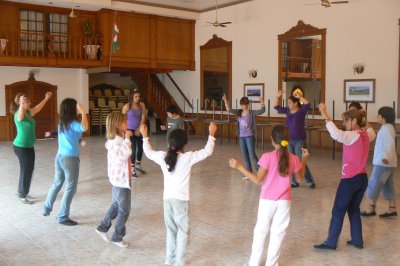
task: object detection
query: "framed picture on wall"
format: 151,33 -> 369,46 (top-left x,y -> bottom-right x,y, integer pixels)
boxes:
244,83 -> 264,102
344,79 -> 375,103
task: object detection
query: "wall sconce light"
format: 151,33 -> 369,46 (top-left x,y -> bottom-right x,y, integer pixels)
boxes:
248,69 -> 257,78
353,63 -> 365,74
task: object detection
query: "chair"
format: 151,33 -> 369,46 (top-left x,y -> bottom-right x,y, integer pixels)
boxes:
89,90 -> 94,97
123,89 -> 131,97
104,88 -> 112,97
114,89 -> 122,96
117,102 -> 125,109
108,100 -> 116,109
89,100 -> 96,110
94,89 -> 103,97
97,97 -> 107,107
118,96 -> 127,103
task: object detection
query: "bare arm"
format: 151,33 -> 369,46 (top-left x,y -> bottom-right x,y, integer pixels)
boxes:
229,158 -> 267,185
140,103 -> 146,125
77,103 -> 88,131
121,103 -> 129,115
31,92 -> 52,116
222,94 -> 230,111
17,96 -> 28,121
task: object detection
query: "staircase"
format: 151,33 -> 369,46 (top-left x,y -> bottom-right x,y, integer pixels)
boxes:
131,74 -> 195,134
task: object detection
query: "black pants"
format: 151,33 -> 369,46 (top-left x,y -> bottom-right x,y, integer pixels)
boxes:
13,145 -> 35,198
129,135 -> 143,165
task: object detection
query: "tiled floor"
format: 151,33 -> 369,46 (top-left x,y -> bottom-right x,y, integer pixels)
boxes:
0,135 -> 399,265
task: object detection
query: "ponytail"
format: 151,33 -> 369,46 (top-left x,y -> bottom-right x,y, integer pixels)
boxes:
10,93 -> 25,115
271,125 -> 290,176
165,129 -> 188,172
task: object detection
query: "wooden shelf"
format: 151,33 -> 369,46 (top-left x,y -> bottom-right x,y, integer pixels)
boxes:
282,72 -> 321,79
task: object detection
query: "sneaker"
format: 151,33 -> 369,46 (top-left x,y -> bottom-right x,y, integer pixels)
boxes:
164,262 -> 172,266
59,219 -> 78,226
95,229 -> 109,243
346,240 -> 363,249
308,183 -> 316,189
360,210 -> 376,217
20,198 -> 34,204
291,183 -> 300,188
42,209 -> 50,216
135,164 -> 146,174
379,211 -> 397,218
241,176 -> 249,180
132,171 -> 138,178
112,240 -> 128,248
313,242 -> 336,250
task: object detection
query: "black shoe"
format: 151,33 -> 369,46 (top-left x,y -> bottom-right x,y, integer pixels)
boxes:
360,211 -> 376,217
346,240 -> 363,249
59,219 -> 78,226
379,211 -> 397,218
291,183 -> 299,188
313,243 -> 336,250
309,183 -> 316,189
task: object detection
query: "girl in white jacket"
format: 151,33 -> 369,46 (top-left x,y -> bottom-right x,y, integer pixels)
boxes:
96,112 -> 133,248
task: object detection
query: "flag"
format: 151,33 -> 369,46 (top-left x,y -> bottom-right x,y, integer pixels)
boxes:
112,21 -> 120,54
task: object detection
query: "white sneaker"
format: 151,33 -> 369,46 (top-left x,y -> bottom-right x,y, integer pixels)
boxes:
20,198 -> 34,204
95,229 -> 109,243
241,176 -> 249,180
112,240 -> 128,248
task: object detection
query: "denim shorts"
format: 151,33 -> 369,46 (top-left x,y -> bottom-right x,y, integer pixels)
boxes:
366,165 -> 396,201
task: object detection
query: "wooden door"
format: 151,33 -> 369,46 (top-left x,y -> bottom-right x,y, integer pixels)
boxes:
5,80 -> 57,140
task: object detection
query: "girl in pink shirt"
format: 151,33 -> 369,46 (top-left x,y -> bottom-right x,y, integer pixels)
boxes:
229,125 -> 309,266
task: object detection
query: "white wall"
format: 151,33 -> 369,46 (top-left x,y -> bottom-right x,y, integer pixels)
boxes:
169,0 -> 400,121
0,66 -> 89,115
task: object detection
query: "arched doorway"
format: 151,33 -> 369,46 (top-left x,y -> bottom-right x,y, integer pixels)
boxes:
5,79 -> 57,140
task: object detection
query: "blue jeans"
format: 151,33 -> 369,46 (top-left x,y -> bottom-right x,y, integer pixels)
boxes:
325,173 -> 368,248
239,136 -> 259,173
288,140 -> 314,185
43,154 -> 80,222
97,186 -> 131,242
366,165 -> 396,201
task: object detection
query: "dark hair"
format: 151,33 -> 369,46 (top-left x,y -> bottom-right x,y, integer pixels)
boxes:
165,129 -> 188,172
238,97 -> 250,117
378,106 -> 395,124
10,93 -> 26,114
288,96 -> 302,109
128,89 -> 141,105
59,98 -> 78,132
271,125 -> 290,176
349,102 -> 362,111
166,104 -> 178,115
342,109 -> 366,128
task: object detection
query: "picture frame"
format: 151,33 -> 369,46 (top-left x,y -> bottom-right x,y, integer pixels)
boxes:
344,79 -> 375,103
244,83 -> 264,102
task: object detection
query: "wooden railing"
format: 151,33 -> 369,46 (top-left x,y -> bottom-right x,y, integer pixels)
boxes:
0,31 -> 102,61
166,73 -> 193,109
282,56 -> 312,73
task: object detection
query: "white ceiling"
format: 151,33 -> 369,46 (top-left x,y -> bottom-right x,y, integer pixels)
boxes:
11,0 -> 253,12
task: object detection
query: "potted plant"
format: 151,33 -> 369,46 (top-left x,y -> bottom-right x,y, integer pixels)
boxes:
82,20 -> 100,60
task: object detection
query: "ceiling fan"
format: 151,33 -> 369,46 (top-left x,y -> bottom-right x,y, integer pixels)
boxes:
205,0 -> 231,27
305,0 -> 349,8
69,0 -> 76,18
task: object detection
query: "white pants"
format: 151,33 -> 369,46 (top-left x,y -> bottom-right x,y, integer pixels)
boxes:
248,199 -> 291,266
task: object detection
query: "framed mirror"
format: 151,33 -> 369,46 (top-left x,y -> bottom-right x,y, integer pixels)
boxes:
200,34 -> 232,110
278,20 -> 326,109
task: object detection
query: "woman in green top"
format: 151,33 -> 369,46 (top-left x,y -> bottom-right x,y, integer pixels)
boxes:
10,92 -> 53,204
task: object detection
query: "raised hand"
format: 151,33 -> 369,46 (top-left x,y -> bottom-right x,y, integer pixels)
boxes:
209,122 -> 217,136
222,94 -> 228,102
301,148 -> 310,159
45,92 -> 53,100
277,90 -> 283,98
76,103 -> 85,114
318,103 -> 328,116
228,158 -> 240,169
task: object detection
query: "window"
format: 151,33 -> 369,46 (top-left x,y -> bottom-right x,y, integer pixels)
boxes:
19,10 -> 68,53
20,10 -> 44,52
47,13 -> 68,52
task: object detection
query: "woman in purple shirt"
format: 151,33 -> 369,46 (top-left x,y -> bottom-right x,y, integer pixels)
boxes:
274,90 -> 315,188
122,89 -> 146,178
223,95 -> 265,179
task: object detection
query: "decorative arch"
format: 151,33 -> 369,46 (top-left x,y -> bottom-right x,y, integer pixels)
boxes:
5,79 -> 58,140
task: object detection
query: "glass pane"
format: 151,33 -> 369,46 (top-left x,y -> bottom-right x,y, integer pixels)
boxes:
61,15 -> 67,23
20,21 -> 27,31
29,11 -> 35,20
37,12 -> 43,21
37,22 -> 43,32
28,21 -> 35,31
20,10 -> 27,20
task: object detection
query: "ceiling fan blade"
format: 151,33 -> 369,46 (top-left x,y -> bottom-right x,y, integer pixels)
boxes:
220,22 -> 232,25
219,24 -> 226,27
331,1 -> 349,3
